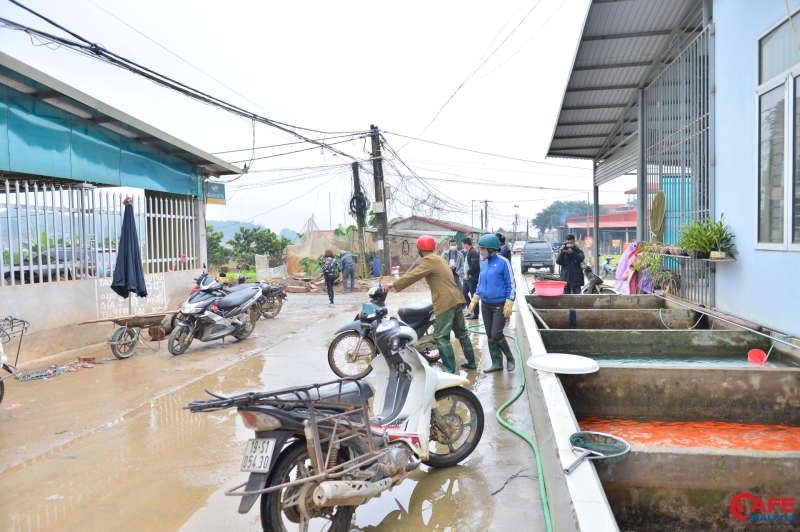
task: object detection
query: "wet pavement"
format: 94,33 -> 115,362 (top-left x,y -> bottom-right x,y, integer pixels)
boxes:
1,290 -> 544,532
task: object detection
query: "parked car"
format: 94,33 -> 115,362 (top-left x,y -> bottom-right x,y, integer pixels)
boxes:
512,240 -> 525,253
521,241 -> 555,273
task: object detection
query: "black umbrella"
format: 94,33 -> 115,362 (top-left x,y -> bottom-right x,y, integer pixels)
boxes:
111,199 -> 147,308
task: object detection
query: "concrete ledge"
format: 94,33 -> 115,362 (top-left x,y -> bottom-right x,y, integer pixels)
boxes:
560,366 -> 800,425
525,294 -> 665,310
599,447 -> 800,530
514,256 -> 619,532
536,309 -> 695,329
539,329 -> 770,356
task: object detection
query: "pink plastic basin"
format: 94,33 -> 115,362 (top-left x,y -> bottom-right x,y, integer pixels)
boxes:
533,280 -> 567,297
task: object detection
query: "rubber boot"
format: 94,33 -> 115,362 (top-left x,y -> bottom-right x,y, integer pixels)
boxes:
497,337 -> 516,371
459,338 -> 477,369
438,344 -> 457,374
485,340 -> 504,373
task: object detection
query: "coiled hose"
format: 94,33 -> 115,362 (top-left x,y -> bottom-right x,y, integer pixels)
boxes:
467,322 -> 553,532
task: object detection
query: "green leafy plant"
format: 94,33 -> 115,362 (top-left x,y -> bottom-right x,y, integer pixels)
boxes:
677,215 -> 737,259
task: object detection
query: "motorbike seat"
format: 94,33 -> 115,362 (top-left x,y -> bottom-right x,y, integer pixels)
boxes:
217,287 -> 259,309
228,282 -> 272,295
276,381 -> 373,406
397,300 -> 433,320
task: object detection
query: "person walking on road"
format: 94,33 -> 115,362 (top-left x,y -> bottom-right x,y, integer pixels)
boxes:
318,249 -> 340,306
340,250 -> 358,293
467,234 -> 516,373
383,235 -> 477,373
461,237 -> 480,320
496,233 -> 512,261
556,234 -> 585,294
442,239 -> 464,292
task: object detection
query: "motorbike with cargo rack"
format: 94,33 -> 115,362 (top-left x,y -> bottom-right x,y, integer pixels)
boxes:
186,303 -> 484,532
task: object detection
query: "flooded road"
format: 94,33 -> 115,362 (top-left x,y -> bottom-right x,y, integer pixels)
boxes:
1,292 -> 544,532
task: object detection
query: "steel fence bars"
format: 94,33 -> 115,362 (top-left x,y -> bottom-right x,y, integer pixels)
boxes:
643,25 -> 712,306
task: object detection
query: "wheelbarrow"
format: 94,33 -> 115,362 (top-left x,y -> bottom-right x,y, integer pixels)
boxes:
80,311 -> 177,359
1,316 -> 30,405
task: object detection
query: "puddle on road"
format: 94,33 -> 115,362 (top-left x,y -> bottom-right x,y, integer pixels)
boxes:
1,326 -> 521,532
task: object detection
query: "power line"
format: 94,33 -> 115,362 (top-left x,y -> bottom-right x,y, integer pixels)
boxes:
398,0 -> 545,150
228,135 -> 370,164
82,0 -> 281,121
1,3 -> 364,161
383,131 -> 592,168
211,133 -> 370,155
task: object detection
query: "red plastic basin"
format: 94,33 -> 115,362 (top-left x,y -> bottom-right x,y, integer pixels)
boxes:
533,280 -> 567,297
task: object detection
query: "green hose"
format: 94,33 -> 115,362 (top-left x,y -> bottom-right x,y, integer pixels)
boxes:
467,322 -> 553,532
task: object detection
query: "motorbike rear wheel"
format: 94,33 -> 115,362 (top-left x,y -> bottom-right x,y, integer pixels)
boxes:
233,308 -> 258,340
261,297 -> 283,319
425,386 -> 484,468
599,268 -> 608,279
328,332 -> 375,379
261,440 -> 354,532
168,325 -> 193,356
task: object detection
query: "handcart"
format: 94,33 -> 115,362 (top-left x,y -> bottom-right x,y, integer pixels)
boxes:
80,311 -> 177,359
1,316 -> 30,405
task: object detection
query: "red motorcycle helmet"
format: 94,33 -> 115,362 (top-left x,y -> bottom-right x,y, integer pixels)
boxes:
416,234 -> 436,251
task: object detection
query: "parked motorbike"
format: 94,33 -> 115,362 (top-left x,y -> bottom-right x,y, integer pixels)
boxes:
168,273 -> 262,355
186,305 -> 484,532
228,280 -> 288,319
328,284 -> 440,379
599,256 -> 617,279
581,265 -> 619,294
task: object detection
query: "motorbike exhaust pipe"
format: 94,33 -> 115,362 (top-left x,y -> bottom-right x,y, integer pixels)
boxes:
312,478 -> 393,507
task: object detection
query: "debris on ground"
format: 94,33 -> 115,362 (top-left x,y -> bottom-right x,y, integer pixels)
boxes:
4,403 -> 22,410
16,365 -> 64,381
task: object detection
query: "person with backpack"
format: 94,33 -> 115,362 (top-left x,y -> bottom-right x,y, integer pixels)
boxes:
318,249 -> 340,306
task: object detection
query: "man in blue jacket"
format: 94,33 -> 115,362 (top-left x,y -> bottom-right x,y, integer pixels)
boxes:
467,234 -> 516,372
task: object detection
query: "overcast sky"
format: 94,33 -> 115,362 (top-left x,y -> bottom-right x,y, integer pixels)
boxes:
1,0 -> 635,234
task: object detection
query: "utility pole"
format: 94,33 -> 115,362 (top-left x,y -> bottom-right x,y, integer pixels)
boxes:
351,162 -> 367,279
370,125 -> 390,276
484,200 -> 489,233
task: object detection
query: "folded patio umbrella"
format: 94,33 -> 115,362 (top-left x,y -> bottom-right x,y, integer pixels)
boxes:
111,199 -> 147,300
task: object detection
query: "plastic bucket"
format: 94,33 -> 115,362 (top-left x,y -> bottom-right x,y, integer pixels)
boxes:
747,349 -> 768,365
533,280 -> 567,296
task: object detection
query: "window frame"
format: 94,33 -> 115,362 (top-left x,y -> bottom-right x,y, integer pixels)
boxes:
756,22 -> 800,252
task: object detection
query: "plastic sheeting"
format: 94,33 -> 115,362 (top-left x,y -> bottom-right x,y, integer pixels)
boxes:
286,219 -> 376,275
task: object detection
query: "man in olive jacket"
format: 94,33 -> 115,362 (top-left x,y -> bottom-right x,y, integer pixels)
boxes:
383,235 -> 477,373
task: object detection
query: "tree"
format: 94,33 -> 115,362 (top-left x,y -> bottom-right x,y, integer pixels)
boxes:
228,226 -> 292,267
206,225 -> 229,267
531,201 -> 608,233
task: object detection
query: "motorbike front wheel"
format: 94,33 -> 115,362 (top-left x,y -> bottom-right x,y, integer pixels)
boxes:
425,386 -> 484,468
599,268 -> 608,279
233,308 -> 258,340
328,332 -> 376,379
261,441 -> 354,532
168,325 -> 193,356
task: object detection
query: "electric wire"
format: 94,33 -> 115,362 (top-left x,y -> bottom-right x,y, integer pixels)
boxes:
0,4 -> 364,161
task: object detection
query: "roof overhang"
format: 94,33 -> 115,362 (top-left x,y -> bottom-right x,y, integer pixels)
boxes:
0,51 -> 243,176
547,0 -> 701,162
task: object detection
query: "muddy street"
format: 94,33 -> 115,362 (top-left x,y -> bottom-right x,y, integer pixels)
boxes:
1,291 -> 544,532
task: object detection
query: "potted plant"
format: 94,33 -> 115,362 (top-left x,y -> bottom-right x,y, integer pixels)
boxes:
677,215 -> 737,260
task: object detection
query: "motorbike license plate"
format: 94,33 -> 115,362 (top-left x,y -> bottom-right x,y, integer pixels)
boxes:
240,438 -> 276,473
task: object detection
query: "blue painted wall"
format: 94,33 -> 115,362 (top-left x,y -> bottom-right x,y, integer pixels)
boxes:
714,0 -> 800,336
0,83 -> 202,198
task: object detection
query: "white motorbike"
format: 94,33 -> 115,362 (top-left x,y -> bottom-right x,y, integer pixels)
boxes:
186,305 -> 484,532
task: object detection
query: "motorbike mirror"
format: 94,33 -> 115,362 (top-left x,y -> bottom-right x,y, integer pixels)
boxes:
219,272 -> 227,277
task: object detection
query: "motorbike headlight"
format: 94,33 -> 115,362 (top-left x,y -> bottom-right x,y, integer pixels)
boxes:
181,303 -> 204,315
239,410 -> 282,431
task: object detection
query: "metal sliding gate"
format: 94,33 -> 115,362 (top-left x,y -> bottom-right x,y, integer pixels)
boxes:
0,180 -> 196,287
642,25 -> 713,307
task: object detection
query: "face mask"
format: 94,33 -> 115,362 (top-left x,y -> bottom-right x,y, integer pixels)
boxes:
450,245 -> 457,251
480,249 -> 490,260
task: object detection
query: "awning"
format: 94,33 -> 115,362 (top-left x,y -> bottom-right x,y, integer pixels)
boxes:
547,0 -> 700,162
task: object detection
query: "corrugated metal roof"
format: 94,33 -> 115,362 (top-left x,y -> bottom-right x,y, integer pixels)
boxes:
546,0 -> 696,161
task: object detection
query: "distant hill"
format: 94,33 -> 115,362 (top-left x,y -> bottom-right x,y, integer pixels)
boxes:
206,220 -> 301,244
206,220 -> 264,243
279,228 -> 300,244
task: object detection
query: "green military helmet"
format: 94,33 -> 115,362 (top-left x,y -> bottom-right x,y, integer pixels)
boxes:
477,234 -> 500,250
